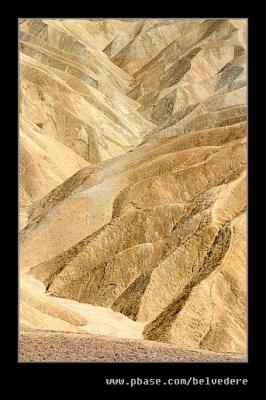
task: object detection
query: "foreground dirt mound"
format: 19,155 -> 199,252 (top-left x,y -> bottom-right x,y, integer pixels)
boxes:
19,19 -> 247,357
19,331 -> 246,362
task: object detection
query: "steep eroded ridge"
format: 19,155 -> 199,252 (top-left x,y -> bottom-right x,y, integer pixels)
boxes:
20,19 -> 247,356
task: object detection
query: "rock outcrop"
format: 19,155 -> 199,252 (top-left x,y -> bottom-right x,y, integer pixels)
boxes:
19,18 -> 247,356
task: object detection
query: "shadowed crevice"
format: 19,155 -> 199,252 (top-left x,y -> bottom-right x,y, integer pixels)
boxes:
112,271 -> 152,320
143,222 -> 232,341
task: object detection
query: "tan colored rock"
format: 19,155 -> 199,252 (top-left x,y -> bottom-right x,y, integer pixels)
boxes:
143,212 -> 246,353
19,19 -> 247,357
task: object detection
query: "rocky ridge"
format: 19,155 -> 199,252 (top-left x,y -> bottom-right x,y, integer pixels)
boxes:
19,19 -> 247,357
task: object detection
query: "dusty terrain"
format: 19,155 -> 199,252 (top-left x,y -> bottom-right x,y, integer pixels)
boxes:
19,18 -> 247,361
19,331 -> 246,362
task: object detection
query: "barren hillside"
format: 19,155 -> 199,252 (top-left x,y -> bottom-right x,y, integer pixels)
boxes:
19,18 -> 247,361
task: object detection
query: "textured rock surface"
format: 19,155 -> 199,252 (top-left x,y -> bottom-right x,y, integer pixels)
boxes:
19,18 -> 247,358
19,18 -> 154,228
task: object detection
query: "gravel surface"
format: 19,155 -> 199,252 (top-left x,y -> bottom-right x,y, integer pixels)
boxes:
19,331 -> 246,362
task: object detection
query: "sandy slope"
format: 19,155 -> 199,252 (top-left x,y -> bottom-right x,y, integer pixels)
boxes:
19,118 -> 88,229
19,19 -> 247,359
20,276 -> 144,339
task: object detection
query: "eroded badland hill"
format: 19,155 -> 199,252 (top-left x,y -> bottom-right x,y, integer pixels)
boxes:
19,18 -> 247,361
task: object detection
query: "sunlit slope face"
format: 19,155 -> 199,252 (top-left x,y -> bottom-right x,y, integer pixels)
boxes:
19,19 -> 247,354
126,19 -> 246,135
18,18 -> 155,227
19,19 -> 154,163
26,123 -> 247,353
